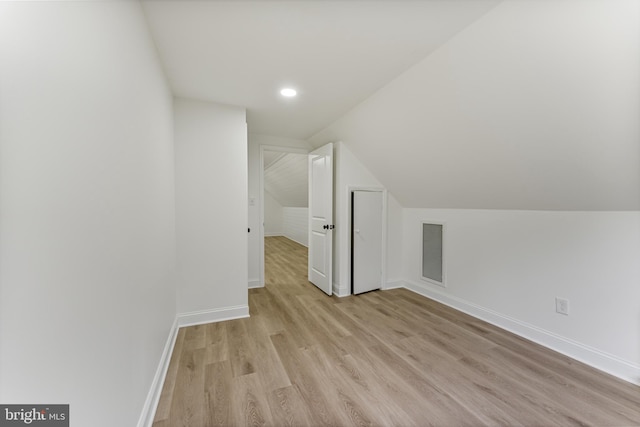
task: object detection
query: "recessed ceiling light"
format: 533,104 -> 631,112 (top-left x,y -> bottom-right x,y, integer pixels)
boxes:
280,88 -> 297,97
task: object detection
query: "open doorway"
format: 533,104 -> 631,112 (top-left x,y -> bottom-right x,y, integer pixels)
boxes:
260,147 -> 309,287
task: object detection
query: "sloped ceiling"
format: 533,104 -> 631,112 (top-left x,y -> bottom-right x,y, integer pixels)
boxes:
264,153 -> 308,208
309,0 -> 640,211
142,0 -> 500,139
143,0 -> 638,211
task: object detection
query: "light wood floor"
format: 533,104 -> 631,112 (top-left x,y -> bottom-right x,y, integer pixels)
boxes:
153,236 -> 640,426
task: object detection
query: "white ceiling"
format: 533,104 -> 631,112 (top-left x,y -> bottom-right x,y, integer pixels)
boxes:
263,151 -> 286,170
308,0 -> 640,210
142,0 -> 500,140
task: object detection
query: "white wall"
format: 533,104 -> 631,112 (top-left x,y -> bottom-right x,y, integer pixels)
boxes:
283,208 -> 309,247
247,133 -> 310,286
386,195 -> 404,284
174,99 -> 248,318
303,0 -> 640,385
333,142 -> 402,296
309,0 -> 640,211
402,209 -> 640,384
264,191 -> 284,236
0,2 -> 176,426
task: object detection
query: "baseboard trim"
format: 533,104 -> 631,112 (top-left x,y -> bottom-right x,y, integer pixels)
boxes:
283,234 -> 308,248
332,282 -> 350,297
399,279 -> 640,386
383,280 -> 405,290
248,280 -> 262,289
264,232 -> 283,237
136,318 -> 179,427
139,304 -> 250,426
177,305 -> 250,328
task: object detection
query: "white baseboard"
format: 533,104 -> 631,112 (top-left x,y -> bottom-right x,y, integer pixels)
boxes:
332,282 -> 350,297
139,304 -> 250,426
264,232 -> 283,237
136,318 -> 179,427
383,280 -> 405,290
248,280 -> 262,289
177,304 -> 250,328
399,279 -> 640,386
283,234 -> 308,248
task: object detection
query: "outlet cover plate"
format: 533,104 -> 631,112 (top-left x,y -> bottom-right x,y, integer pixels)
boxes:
556,297 -> 569,315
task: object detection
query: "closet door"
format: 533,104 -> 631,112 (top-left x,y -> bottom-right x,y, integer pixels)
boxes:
352,190 -> 383,295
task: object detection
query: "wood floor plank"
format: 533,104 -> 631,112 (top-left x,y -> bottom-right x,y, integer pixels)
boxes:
337,334 -> 458,426
204,321 -> 228,364
230,373 -> 273,427
366,343 -> 486,426
270,331 -> 350,426
153,236 -> 640,426
183,324 -> 206,351
394,336 -> 549,425
169,348 -> 206,427
250,290 -> 285,334
488,346 -> 640,425
337,299 -> 418,345
485,326 -> 640,410
204,360 -> 232,427
458,350 -> 601,425
302,342 -> 411,427
337,353 -> 418,427
226,318 -> 256,377
245,314 -> 292,393
153,328 -> 186,423
297,344 -> 378,427
261,286 -> 317,349
296,294 -> 353,338
267,384 -> 315,427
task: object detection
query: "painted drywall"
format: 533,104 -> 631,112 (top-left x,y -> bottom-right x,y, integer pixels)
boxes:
334,142 -> 398,296
401,209 -> 640,383
303,0 -> 639,384
247,133 -> 311,285
264,191 -> 284,236
309,0 -> 640,211
386,195 -> 404,285
0,2 -> 176,426
283,208 -> 309,247
174,99 -> 247,314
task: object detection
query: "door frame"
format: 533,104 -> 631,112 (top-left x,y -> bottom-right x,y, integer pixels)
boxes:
258,144 -> 309,287
347,186 -> 388,294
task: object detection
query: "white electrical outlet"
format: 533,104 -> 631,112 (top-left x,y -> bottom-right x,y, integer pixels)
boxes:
555,297 -> 569,315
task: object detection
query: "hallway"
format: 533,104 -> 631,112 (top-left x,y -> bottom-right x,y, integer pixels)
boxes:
264,236 -> 308,287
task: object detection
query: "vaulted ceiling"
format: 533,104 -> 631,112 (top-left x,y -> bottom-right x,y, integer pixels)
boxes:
142,0 -> 500,140
264,152 -> 308,208
142,0 -> 639,211
307,0 -> 640,210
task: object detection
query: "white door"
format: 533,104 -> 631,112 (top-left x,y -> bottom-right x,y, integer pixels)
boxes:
352,191 -> 383,295
308,142 -> 333,295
